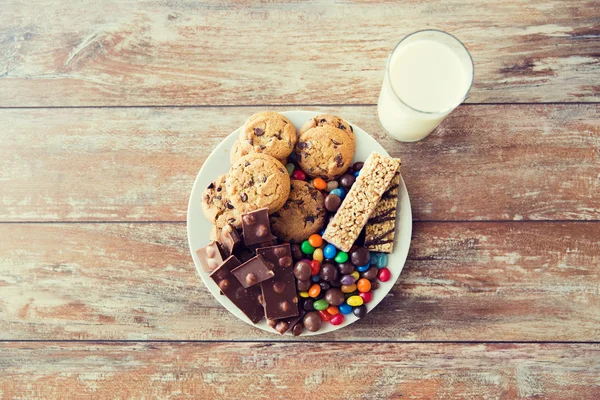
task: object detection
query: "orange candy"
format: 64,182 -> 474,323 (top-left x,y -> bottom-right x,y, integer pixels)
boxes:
326,306 -> 339,315
308,234 -> 323,248
313,178 -> 327,190
357,278 -> 372,293
308,283 -> 321,298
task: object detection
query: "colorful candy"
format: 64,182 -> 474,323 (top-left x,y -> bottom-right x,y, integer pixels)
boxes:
334,251 -> 348,263
378,268 -> 391,282
359,291 -> 373,303
377,253 -> 388,268
312,178 -> 327,190
308,284 -> 321,298
340,274 -> 356,286
308,234 -> 323,248
285,163 -> 295,176
330,313 -> 345,325
330,188 -> 346,199
370,252 -> 379,265
311,274 -> 321,282
346,295 -> 364,307
299,291 -> 309,298
318,310 -> 332,321
356,263 -> 370,272
341,283 -> 357,293
325,181 -> 339,192
312,248 -> 324,262
323,244 -> 337,260
339,303 -> 352,315
309,260 -> 321,275
350,271 -> 360,281
326,306 -> 339,315
313,299 -> 329,311
357,278 -> 371,293
301,240 -> 315,255
291,169 -> 306,181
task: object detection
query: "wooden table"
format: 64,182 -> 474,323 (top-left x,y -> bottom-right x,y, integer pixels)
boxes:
1,1 -> 599,398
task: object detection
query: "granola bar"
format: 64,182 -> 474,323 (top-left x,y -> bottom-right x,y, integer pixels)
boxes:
364,170 -> 400,253
322,152 -> 401,252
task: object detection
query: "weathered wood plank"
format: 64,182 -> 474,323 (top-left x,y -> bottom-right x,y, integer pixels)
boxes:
0,342 -> 599,399
1,105 -> 598,222
1,0 -> 599,106
1,222 -> 598,341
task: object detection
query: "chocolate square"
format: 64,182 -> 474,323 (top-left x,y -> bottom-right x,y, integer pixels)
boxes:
196,241 -> 224,272
231,255 -> 275,288
267,309 -> 305,335
256,244 -> 293,271
241,208 -> 276,246
219,224 -> 242,257
258,243 -> 299,320
209,255 -> 264,324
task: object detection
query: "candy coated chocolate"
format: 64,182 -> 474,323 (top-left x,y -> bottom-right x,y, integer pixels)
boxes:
209,255 -> 264,323
353,304 -> 367,318
196,241 -> 224,272
291,243 -> 303,261
339,173 -> 355,188
319,262 -> 338,282
293,260 -> 312,281
351,247 -> 370,266
231,255 -> 275,288
291,322 -> 304,336
362,266 -> 379,281
338,261 -> 355,275
297,279 -> 311,292
219,224 -> 242,257
319,281 -> 331,291
242,208 -> 276,246
303,298 -> 315,311
325,288 -> 345,306
353,161 -> 364,171
303,311 -> 322,332
324,194 -> 342,212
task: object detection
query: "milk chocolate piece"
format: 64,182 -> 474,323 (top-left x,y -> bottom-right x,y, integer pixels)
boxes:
241,208 -> 276,246
220,224 -> 242,257
209,255 -> 264,323
231,255 -> 275,288
196,241 -> 224,272
258,243 -> 299,320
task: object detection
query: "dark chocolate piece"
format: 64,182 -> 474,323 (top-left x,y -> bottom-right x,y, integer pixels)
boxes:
209,256 -> 264,324
219,224 -> 242,257
257,243 -> 299,320
241,208 -> 276,246
268,309 -> 305,335
231,255 -> 275,288
196,241 -> 224,272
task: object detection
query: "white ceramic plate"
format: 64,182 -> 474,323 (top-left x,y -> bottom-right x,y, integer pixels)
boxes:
187,110 -> 412,336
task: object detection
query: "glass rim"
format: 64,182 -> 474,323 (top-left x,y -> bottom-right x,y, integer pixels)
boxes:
385,29 -> 475,115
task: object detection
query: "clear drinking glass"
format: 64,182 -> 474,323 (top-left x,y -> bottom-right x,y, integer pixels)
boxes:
377,30 -> 474,142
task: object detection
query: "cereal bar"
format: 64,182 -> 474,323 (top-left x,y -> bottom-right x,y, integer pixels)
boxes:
322,152 -> 401,252
364,170 -> 400,253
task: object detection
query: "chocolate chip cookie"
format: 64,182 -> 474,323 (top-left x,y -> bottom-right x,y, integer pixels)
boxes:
230,138 -> 287,165
295,125 -> 355,180
299,114 -> 355,142
236,112 -> 297,162
202,174 -> 242,228
270,180 -> 326,242
226,153 -> 290,215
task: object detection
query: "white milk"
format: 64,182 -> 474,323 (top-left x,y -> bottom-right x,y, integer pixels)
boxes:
378,33 -> 473,142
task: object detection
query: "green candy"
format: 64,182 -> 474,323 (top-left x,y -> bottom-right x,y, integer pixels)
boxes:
285,163 -> 295,176
334,251 -> 348,263
301,240 -> 315,255
313,299 -> 329,311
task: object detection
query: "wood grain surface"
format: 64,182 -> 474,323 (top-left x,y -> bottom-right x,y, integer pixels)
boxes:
2,104 -> 599,222
1,342 -> 599,399
1,222 -> 598,341
1,0 -> 599,106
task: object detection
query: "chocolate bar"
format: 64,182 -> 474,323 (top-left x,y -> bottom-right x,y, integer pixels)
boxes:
257,243 -> 299,320
220,223 -> 242,257
365,170 -> 400,253
196,241 -> 224,272
322,152 -> 401,252
231,255 -> 275,288
209,255 -> 264,323
241,208 -> 276,246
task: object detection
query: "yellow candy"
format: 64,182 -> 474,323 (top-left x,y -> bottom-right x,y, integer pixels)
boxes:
350,271 -> 360,281
299,291 -> 310,298
347,295 -> 364,307
313,248 -> 324,262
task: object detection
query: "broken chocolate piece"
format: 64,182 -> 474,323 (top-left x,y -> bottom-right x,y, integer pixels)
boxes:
258,243 -> 299,320
231,255 -> 275,288
209,256 -> 264,324
196,241 -> 224,272
241,208 -> 276,246
219,224 -> 242,257
256,244 -> 293,271
268,309 -> 306,335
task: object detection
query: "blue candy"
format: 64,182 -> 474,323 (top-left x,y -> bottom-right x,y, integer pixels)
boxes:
311,274 -> 321,282
330,188 -> 346,199
323,244 -> 337,260
354,170 -> 360,177
339,303 -> 353,315
370,252 -> 379,265
319,228 -> 326,236
377,253 -> 388,268
356,263 -> 370,272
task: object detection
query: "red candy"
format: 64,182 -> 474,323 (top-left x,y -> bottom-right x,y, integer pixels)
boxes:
310,260 -> 321,276
291,169 -> 306,181
330,313 -> 345,325
318,310 -> 331,321
359,291 -> 373,303
378,268 -> 391,282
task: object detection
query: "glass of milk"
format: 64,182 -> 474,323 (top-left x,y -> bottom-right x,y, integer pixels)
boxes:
377,30 -> 474,142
